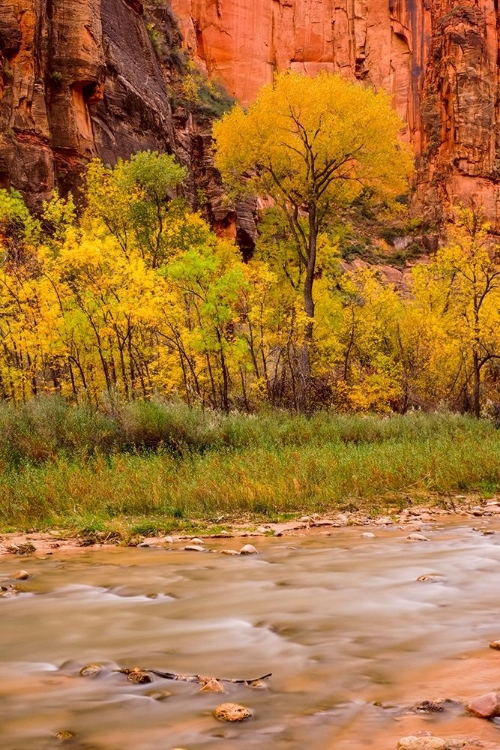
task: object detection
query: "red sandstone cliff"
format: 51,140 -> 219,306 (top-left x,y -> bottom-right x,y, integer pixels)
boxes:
0,0 -> 499,227
172,0 -> 500,225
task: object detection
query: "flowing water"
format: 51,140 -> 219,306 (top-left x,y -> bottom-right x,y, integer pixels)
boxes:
2,523 -> 500,750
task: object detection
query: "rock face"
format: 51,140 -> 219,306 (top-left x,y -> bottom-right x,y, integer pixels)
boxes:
0,0 -> 255,245
1,0 -> 500,226
172,0 -> 500,226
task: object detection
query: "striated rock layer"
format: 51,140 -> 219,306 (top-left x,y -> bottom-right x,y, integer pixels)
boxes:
1,0 -> 499,227
172,0 -> 500,225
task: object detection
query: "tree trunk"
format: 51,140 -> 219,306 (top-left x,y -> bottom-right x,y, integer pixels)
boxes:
297,208 -> 317,410
472,350 -> 481,418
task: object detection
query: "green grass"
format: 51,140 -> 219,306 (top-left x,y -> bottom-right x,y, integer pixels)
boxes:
0,398 -> 499,534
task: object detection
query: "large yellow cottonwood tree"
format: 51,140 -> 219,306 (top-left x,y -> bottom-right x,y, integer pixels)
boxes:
213,71 -> 413,400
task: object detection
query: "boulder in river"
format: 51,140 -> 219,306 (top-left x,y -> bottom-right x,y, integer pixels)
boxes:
397,737 -> 446,750
466,691 -> 500,718
361,532 -> 376,539
214,702 -> 252,721
183,545 -> 206,552
406,533 -> 430,542
489,640 -> 500,650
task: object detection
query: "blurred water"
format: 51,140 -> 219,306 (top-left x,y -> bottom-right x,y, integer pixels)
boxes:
1,524 -> 500,749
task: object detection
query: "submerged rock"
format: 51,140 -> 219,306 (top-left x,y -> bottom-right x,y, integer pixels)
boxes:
146,689 -> 172,701
221,549 -> 240,556
416,574 -> 446,583
406,533 -> 430,542
79,664 -> 103,678
361,532 -> 376,539
183,545 -> 206,552
397,737 -> 446,750
214,702 -> 252,722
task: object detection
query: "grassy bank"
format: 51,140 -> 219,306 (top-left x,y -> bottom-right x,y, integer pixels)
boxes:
0,398 -> 499,535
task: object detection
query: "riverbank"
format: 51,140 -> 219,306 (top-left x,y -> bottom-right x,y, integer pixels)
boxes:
1,496 -> 498,556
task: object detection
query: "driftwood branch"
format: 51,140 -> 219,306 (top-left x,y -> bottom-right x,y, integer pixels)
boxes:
149,669 -> 272,685
115,666 -> 272,688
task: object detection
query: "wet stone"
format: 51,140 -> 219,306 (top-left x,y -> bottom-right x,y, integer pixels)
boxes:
79,664 -> 103,678
55,730 -> 76,742
361,532 -> 376,538
13,570 -> 29,580
183,545 -> 206,552
125,668 -> 152,684
220,549 -> 239,556
214,702 -> 252,722
240,544 -> 258,555
489,640 -> 500,650
466,691 -> 500,718
199,678 -> 225,693
406,533 -> 430,542
412,700 -> 445,713
416,574 -> 446,583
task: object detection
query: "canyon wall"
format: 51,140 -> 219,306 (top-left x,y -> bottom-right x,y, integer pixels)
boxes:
0,0 -> 499,226
172,0 -> 500,224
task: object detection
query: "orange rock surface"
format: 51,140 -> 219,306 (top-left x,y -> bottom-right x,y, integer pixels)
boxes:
172,0 -> 500,224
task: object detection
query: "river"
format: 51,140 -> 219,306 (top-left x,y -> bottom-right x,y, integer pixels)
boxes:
2,522 -> 500,749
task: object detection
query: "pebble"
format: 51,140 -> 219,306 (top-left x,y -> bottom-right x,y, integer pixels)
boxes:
467,691 -> 500,718
406,533 -> 430,542
361,532 -> 376,539
240,544 -> 258,555
214,702 -> 252,722
183,545 -> 206,552
489,640 -> 500,650
397,737 -> 446,750
13,570 -> 29,580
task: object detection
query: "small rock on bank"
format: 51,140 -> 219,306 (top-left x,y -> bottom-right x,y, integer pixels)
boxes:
466,691 -> 500,718
397,737 -> 446,750
214,702 -> 252,722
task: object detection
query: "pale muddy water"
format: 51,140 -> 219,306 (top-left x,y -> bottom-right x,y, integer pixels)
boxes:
1,524 -> 500,750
